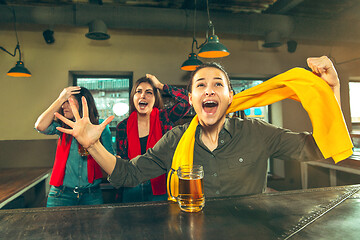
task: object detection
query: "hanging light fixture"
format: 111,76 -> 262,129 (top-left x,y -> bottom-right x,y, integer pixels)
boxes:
181,51 -> 203,71
0,8 -> 31,77
181,0 -> 202,71
262,31 -> 282,48
7,59 -> 31,77
85,20 -> 110,40
198,0 -> 230,58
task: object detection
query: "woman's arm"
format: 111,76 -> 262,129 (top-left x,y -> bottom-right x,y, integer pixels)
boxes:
146,73 -> 164,90
162,85 -> 191,123
35,86 -> 81,131
146,73 -> 191,123
55,96 -> 173,180
87,140 -> 117,174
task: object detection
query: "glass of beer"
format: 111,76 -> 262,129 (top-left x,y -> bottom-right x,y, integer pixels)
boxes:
177,165 -> 205,213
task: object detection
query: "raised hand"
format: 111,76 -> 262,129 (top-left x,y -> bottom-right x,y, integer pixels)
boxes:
307,56 -> 339,89
307,56 -> 340,103
55,96 -> 114,148
146,73 -> 164,90
58,86 -> 81,102
35,86 -> 81,132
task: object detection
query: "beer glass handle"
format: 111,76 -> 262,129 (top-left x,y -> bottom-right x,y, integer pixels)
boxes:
167,168 -> 177,201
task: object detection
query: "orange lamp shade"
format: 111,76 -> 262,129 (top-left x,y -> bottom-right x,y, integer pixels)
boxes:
198,35 -> 230,58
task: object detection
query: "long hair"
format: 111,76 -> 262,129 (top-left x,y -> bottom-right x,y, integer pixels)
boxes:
187,62 -> 233,93
57,87 -> 99,142
129,77 -> 164,113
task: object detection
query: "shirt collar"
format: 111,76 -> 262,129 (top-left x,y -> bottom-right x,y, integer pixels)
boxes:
195,118 -> 234,139
223,118 -> 233,138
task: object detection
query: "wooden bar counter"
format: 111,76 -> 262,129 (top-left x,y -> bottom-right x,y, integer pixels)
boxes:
0,168 -> 51,209
1,184 -> 360,239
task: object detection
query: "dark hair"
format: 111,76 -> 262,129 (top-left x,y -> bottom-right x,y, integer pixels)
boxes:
129,77 -> 164,113
187,62 -> 233,93
57,87 -> 99,142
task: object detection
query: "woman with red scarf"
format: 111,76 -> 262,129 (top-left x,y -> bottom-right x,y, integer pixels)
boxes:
35,87 -> 114,207
116,74 -> 191,202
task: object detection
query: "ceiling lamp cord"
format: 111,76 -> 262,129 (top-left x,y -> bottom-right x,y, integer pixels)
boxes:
0,7 -> 31,77
198,0 -> 230,58
181,0 -> 203,71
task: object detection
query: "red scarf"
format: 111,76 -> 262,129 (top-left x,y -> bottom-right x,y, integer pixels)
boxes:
127,108 -> 166,195
49,133 -> 103,187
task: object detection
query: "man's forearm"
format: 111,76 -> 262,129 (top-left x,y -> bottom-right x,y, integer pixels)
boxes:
87,140 -> 116,174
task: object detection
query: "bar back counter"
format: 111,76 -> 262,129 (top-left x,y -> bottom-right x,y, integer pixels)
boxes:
1,185 -> 360,240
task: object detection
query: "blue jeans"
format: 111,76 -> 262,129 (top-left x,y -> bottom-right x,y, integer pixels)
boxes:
46,185 -> 104,207
122,180 -> 168,203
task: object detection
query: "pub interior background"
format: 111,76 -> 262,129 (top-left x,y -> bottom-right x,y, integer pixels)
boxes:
1,0 -> 360,208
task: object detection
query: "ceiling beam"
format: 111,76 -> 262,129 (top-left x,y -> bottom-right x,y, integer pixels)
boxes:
264,0 -> 304,14
0,4 -> 359,44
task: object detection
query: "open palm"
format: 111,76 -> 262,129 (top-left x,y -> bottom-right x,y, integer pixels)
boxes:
55,97 -> 114,148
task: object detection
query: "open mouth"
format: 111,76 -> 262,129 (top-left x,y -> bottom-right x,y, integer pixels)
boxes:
202,100 -> 218,114
139,101 -> 148,109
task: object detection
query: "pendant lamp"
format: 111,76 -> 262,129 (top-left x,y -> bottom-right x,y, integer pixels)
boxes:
262,31 -> 282,48
85,20 -> 110,40
181,53 -> 203,71
181,38 -> 203,71
0,9 -> 31,77
0,44 -> 32,78
198,0 -> 230,58
180,0 -> 202,71
198,29 -> 230,58
7,60 -> 31,77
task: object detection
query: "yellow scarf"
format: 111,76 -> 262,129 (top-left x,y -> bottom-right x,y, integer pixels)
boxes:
167,67 -> 353,201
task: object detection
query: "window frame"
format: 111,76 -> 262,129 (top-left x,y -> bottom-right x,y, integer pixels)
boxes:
69,71 -> 133,149
229,76 -> 272,124
348,79 -> 360,158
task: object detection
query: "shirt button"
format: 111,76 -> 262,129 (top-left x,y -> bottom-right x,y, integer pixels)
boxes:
239,158 -> 244,163
213,173 -> 217,177
220,140 -> 224,144
215,190 -> 220,195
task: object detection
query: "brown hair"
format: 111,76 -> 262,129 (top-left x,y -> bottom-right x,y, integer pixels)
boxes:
187,62 -> 232,93
129,77 -> 164,113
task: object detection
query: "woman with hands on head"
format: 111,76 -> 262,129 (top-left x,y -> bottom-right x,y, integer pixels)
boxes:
114,74 -> 191,202
35,86 -> 114,207
55,56 -> 344,199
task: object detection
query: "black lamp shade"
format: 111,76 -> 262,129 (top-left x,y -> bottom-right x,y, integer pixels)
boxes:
7,61 -> 31,77
198,35 -> 230,58
181,53 -> 203,71
85,20 -> 110,40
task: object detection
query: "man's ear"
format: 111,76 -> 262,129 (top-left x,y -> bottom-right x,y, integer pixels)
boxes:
189,93 -> 193,106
